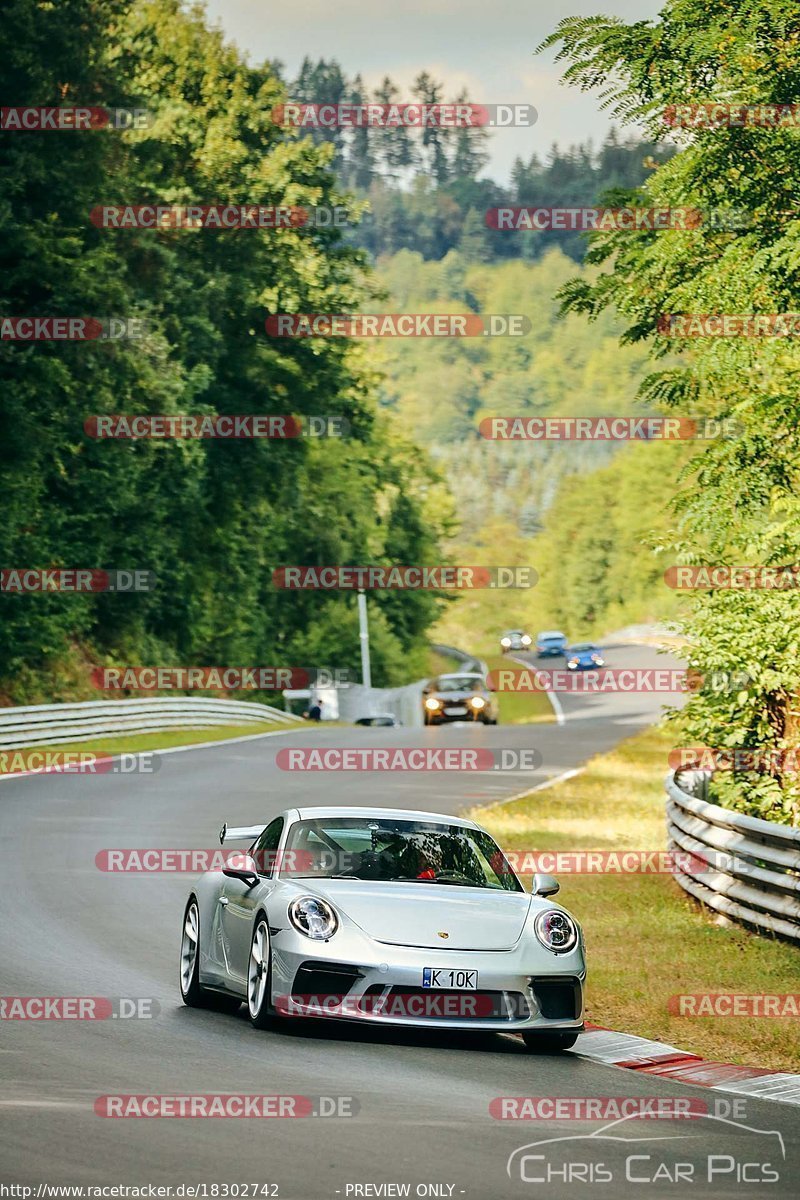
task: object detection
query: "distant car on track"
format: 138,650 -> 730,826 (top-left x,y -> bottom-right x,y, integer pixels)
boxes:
566,643 -> 605,670
354,714 -> 399,726
422,672 -> 498,725
535,631 -> 568,658
500,629 -> 532,652
179,806 -> 585,1051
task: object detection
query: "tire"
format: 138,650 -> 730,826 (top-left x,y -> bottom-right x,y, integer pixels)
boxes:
521,1030 -> 579,1053
180,898 -> 241,1013
247,914 -> 274,1029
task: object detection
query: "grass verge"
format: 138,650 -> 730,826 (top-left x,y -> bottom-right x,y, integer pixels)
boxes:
470,725 -> 800,1074
0,721 -> 300,769
485,654 -> 555,724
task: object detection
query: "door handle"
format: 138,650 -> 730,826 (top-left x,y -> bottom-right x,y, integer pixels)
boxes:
218,896 -> 229,906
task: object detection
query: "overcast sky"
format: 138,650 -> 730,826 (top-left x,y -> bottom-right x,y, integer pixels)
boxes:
203,0 -> 664,182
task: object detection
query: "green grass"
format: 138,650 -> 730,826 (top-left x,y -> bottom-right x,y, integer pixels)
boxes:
0,721 -> 299,770
470,725 -> 800,1074
427,647 -> 465,678
485,654 -> 555,724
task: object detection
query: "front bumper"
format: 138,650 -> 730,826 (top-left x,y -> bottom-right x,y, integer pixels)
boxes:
269,930 -> 585,1032
426,704 -> 491,722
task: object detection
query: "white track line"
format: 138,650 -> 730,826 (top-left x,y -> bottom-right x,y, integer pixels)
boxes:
0,725 -> 302,783
509,653 -> 565,725
478,767 -> 584,812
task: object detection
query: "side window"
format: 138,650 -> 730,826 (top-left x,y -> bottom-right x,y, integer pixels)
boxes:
254,817 -> 284,878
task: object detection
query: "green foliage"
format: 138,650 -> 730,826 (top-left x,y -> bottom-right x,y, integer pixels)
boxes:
0,0 -> 450,701
372,248 -> 654,539
544,0 -> 800,823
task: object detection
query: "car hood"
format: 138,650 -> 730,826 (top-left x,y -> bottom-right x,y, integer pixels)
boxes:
432,690 -> 483,702
306,880 -> 532,950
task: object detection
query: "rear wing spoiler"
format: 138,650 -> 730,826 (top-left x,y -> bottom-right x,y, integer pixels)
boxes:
219,822 -> 266,846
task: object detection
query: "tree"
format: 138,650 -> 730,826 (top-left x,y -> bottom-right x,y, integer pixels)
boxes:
373,75 -> 416,183
412,71 -> 449,185
542,0 -> 800,824
345,74 -> 375,190
0,0 -> 451,700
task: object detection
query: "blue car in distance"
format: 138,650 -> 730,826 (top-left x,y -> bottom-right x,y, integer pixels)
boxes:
566,643 -> 605,671
535,630 -> 568,658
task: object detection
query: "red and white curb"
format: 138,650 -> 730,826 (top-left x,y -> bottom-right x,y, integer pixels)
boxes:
572,1024 -> 800,1108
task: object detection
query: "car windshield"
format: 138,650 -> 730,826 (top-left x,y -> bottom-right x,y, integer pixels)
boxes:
436,676 -> 482,692
570,644 -> 595,652
539,632 -> 564,641
283,817 -> 522,890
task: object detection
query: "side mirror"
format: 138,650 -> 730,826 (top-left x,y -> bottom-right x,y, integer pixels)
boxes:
533,872 -> 560,897
223,852 -> 259,887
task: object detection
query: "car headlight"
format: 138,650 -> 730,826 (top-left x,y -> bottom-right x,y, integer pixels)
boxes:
470,695 -> 486,708
534,909 -> 579,954
425,697 -> 441,710
521,635 -> 531,645
592,656 -> 604,666
500,638 -> 511,647
568,659 -> 578,668
289,896 -> 338,940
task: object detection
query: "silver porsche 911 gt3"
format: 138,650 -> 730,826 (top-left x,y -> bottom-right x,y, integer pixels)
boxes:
179,806 -> 586,1052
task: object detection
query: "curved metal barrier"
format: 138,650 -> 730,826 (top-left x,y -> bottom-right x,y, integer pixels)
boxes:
0,697 -> 302,749
430,642 -> 490,677
665,769 -> 800,942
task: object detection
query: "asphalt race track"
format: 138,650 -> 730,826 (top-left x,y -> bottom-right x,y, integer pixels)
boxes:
2,643 -> 798,1196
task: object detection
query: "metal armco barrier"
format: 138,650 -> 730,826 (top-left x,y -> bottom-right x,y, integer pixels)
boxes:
666,769 -> 800,943
0,697 -> 302,749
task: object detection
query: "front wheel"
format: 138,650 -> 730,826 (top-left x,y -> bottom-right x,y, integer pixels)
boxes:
180,899 -> 241,1012
522,1030 -> 579,1053
247,915 -> 274,1029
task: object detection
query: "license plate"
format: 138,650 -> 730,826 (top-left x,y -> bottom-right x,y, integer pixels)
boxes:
444,706 -> 467,716
422,968 -> 478,990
